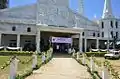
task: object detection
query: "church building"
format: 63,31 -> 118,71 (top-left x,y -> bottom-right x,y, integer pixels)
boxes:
0,0 -> 119,53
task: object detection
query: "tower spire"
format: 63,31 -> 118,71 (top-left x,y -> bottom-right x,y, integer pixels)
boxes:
78,0 -> 84,16
102,0 -> 114,18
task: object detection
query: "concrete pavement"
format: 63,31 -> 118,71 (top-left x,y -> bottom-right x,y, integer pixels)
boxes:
26,56 -> 91,79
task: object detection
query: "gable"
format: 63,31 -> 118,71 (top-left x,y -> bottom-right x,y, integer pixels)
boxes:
37,3 -> 98,28
0,2 -> 98,28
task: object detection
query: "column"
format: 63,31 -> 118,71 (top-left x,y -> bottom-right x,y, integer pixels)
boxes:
79,32 -> 83,53
96,39 -> 99,49
0,33 -> 1,46
17,34 -> 20,47
36,30 -> 40,53
84,38 -> 87,52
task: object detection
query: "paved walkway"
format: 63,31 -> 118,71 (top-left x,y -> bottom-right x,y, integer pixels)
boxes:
26,56 -> 91,79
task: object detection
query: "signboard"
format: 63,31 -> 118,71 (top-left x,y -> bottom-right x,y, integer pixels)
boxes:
51,37 -> 72,44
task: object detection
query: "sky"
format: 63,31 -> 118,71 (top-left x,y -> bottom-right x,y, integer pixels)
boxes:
9,0 -> 120,20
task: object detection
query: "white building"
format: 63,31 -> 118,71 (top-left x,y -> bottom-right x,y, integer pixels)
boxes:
0,0 -> 119,53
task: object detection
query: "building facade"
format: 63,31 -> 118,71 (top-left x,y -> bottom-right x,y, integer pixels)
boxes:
0,0 -> 119,53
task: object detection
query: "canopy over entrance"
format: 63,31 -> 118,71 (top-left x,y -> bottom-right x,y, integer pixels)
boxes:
35,25 -> 84,53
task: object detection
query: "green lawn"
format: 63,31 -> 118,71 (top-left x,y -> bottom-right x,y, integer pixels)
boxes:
95,57 -> 120,76
0,55 -> 42,79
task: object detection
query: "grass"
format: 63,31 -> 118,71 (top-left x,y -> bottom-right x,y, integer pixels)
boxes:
95,57 -> 120,76
0,56 -> 36,79
17,56 -> 33,76
78,55 -> 120,78
0,56 -> 10,79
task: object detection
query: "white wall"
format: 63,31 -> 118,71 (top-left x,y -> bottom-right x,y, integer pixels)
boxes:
0,23 -> 37,35
99,18 -> 120,39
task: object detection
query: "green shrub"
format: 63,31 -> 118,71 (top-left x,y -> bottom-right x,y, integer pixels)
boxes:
0,51 -> 33,56
16,69 -> 33,79
86,52 -> 107,57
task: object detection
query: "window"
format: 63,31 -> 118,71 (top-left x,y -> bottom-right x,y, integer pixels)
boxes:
102,32 -> 104,37
116,32 -> 118,38
12,26 -> 16,31
27,27 -> 31,32
97,33 -> 100,37
111,31 -> 113,38
110,21 -> 113,28
93,32 -> 95,37
116,21 -> 118,28
82,32 -> 84,36
101,22 -> 104,29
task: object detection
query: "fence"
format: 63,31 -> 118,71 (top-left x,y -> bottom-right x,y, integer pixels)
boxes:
0,48 -> 53,79
72,52 -> 120,79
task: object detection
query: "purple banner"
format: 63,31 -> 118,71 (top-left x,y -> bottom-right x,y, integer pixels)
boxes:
51,37 -> 72,44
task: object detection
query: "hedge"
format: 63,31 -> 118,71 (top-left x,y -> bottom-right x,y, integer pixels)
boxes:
0,51 -> 33,56
85,52 -> 107,57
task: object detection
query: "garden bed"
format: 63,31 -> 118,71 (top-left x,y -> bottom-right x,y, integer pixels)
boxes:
0,56 -> 32,79
95,57 -> 120,77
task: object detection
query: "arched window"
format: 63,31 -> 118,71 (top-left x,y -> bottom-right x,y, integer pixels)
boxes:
116,32 -> 118,38
101,22 -> 104,29
111,31 -> 113,38
93,32 -> 95,37
97,33 -> 100,37
102,32 -> 104,37
110,21 -> 113,28
82,32 -> 84,36
27,27 -> 31,32
12,26 -> 16,31
116,21 -> 118,28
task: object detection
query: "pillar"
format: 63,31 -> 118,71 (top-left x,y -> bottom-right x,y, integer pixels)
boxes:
102,65 -> 109,79
90,56 -> 95,72
36,30 -> 40,53
32,54 -> 37,69
96,39 -> 99,49
79,32 -> 83,53
10,57 -> 19,79
0,33 -> 1,46
84,38 -> 87,52
17,34 -> 20,47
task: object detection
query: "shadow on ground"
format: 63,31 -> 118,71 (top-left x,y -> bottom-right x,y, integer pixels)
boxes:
53,53 -> 71,58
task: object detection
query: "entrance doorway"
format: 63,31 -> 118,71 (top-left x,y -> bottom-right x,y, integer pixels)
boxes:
53,43 -> 70,53
51,37 -> 72,53
41,31 -> 76,53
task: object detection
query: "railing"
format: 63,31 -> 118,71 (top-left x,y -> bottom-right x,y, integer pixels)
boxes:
0,48 -> 53,79
72,52 -> 120,79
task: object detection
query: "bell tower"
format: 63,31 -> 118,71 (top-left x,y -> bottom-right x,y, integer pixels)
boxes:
78,0 -> 84,16
102,0 -> 114,18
